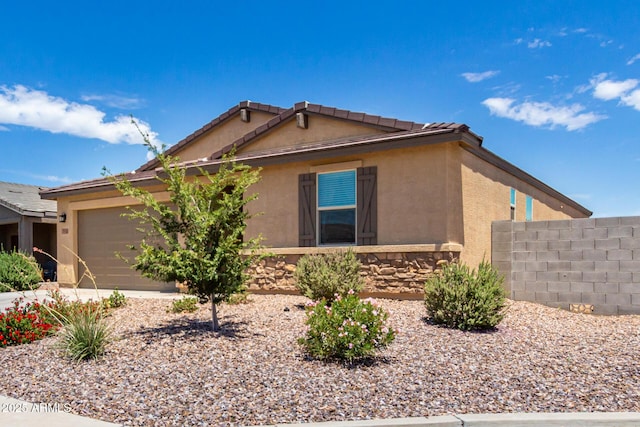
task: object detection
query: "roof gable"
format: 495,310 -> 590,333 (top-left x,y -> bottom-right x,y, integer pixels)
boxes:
137,101 -> 286,172
209,101 -> 468,159
140,100 -> 456,169
0,181 -> 57,217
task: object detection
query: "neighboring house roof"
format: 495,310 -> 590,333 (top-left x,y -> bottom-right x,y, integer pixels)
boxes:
0,181 -> 57,218
39,100 -> 592,217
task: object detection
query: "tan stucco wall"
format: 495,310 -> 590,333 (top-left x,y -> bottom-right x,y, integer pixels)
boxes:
460,149 -> 589,267
238,115 -> 382,155
245,143 -> 460,248
173,111 -> 276,162
54,185 -> 170,285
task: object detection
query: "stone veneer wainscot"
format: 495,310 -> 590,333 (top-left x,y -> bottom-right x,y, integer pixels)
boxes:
246,244 -> 462,299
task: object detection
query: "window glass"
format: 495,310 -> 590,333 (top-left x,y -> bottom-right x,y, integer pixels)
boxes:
525,195 -> 533,221
319,209 -> 356,244
318,170 -> 356,244
510,188 -> 516,220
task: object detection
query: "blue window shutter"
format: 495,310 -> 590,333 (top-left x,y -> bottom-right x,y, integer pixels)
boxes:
318,171 -> 356,208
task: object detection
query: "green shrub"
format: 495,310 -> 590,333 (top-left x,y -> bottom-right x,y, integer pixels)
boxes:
101,288 -> 127,309
424,260 -> 506,331
56,304 -> 113,361
294,249 -> 364,302
169,296 -> 199,313
0,250 -> 42,292
298,291 -> 396,362
226,289 -> 251,305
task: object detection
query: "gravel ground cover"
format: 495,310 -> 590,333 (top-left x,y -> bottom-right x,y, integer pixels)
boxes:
0,294 -> 639,426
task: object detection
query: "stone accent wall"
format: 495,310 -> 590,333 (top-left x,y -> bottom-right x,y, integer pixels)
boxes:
246,250 -> 459,297
492,217 -> 640,315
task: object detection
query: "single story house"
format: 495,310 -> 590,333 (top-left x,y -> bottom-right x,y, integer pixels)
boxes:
41,101 -> 591,296
0,181 -> 58,275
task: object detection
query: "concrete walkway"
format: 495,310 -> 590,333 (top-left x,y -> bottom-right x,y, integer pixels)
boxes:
0,285 -> 183,311
0,395 -> 122,426
250,412 -> 640,426
2,287 -> 640,426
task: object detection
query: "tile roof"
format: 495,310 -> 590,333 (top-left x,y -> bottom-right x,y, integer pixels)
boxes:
139,100 -> 472,169
210,101 -> 476,159
39,126 -> 478,199
0,181 -> 57,217
137,101 -> 286,172
39,170 -> 158,199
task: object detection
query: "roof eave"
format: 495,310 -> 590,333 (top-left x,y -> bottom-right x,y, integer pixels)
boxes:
189,129 -> 464,176
40,175 -> 160,200
460,142 -> 592,217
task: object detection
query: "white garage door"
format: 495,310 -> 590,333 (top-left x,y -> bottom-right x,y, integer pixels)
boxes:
77,206 -> 174,291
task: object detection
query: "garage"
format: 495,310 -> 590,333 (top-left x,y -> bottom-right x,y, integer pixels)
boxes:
77,206 -> 174,291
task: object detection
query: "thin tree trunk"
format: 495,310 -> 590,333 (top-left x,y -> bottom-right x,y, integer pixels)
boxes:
211,297 -> 220,331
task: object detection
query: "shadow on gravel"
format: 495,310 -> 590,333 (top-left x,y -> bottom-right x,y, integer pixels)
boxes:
421,316 -> 501,334
300,354 -> 395,370
126,315 -> 256,340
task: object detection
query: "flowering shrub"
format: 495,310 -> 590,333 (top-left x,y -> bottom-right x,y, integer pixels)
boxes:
298,291 -> 396,362
0,297 -> 58,347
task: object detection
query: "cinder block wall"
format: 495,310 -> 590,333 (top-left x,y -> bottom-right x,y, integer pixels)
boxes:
492,217 -> 640,315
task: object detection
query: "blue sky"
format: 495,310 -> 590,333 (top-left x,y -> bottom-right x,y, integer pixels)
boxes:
1,0 -> 639,217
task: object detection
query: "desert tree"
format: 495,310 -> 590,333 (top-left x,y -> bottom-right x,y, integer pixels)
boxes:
106,127 -> 262,331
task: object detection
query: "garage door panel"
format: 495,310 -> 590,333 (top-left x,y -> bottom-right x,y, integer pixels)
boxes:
78,207 -> 174,291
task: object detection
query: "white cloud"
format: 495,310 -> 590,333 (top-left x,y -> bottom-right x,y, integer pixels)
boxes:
0,125 -> 8,131
546,74 -> 563,83
627,53 -> 640,65
461,70 -> 500,83
590,74 -> 640,110
81,93 -> 144,109
527,38 -> 552,49
0,85 -> 162,150
490,82 -> 522,97
0,169 -> 73,184
36,174 -> 74,184
621,89 -> 640,111
482,97 -> 605,131
574,28 -> 588,34
591,76 -> 639,100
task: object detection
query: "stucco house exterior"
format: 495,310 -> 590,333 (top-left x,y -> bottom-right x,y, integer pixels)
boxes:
41,101 -> 591,296
0,181 -> 58,273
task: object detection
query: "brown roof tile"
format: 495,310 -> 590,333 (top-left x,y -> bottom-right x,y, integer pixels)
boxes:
211,101 -> 469,159
136,101 -> 286,172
